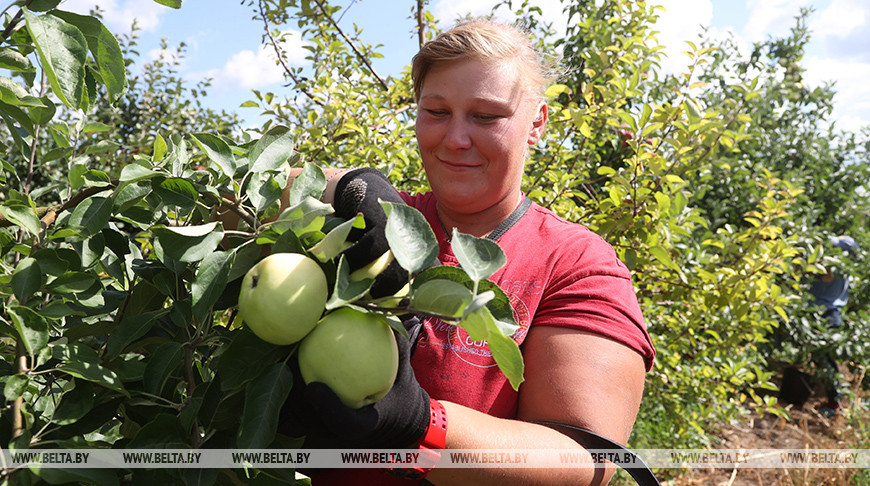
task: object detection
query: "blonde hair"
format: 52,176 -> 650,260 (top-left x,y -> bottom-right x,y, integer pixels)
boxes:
411,19 -> 558,102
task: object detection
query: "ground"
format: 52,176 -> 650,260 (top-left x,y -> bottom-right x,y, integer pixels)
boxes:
656,367 -> 870,486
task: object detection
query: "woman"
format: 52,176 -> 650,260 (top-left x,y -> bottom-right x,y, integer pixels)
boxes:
283,19 -> 656,485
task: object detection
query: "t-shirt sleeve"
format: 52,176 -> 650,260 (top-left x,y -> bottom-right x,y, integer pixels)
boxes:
533,233 -> 655,370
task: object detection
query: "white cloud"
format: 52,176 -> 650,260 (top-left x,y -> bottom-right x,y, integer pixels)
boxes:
60,0 -> 169,32
741,0 -> 811,42
809,0 -> 867,40
205,32 -> 308,91
648,0 -> 714,74
804,55 -> 870,132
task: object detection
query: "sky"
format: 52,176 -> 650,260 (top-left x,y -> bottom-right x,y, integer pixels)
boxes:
59,0 -> 870,134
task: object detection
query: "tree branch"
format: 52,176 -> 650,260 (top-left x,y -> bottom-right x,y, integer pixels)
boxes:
417,0 -> 426,48
311,0 -> 390,93
257,0 -> 324,108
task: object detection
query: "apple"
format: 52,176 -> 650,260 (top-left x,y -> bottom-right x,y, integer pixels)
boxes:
298,307 -> 399,409
238,252 -> 328,345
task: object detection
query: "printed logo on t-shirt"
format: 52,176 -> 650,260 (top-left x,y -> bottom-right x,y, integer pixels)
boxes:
418,292 -> 532,368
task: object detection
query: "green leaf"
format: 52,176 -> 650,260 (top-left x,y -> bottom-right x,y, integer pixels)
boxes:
245,171 -> 283,213
191,132 -> 235,177
46,271 -> 97,294
118,163 -> 163,183
153,177 -> 198,210
12,257 -> 42,302
272,196 -> 331,239
381,201 -> 438,274
451,230 -> 506,282
192,251 -> 233,320
52,379 -> 94,425
67,195 -> 113,238
4,374 -> 29,401
153,0 -> 182,8
308,214 -> 360,262
8,305 -> 49,357
216,329 -> 287,391
237,363 -> 293,449
57,359 -> 126,394
287,162 -> 326,208
153,133 -> 168,162
22,8 -> 87,109
0,200 -> 42,235
143,341 -> 184,396
0,47 -> 34,72
52,10 -> 128,103
127,414 -> 188,448
325,255 -> 374,310
249,125 -> 297,172
410,279 -> 473,318
151,222 -> 224,263
650,245 -> 678,270
460,306 -> 524,390
105,310 -> 164,359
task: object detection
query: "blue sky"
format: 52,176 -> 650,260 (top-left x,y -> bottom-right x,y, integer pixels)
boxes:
61,0 -> 870,133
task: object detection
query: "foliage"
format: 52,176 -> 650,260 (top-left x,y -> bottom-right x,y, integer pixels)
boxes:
1,0 -> 869,484
0,1 -> 519,484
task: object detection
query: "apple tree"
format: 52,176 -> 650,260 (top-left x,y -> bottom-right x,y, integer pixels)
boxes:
0,2 -> 523,485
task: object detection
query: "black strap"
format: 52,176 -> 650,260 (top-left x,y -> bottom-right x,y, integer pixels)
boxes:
486,196 -> 532,241
536,421 -> 661,486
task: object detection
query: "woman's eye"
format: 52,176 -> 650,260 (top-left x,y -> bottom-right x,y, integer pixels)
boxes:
476,113 -> 501,122
425,109 -> 448,117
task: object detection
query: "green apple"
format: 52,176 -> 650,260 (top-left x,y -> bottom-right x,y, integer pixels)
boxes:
238,252 -> 328,345
298,307 -> 399,409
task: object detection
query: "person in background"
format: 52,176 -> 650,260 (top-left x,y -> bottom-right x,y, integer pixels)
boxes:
808,235 -> 858,417
278,19 -> 656,485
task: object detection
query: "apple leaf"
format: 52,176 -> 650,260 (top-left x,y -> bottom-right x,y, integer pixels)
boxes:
191,132 -> 235,178
12,257 -> 42,302
52,379 -> 94,425
237,363 -> 293,449
381,200 -> 438,274
286,161 -> 325,207
192,251 -> 234,320
410,279 -> 473,318
216,329 -> 288,392
7,305 -> 49,357
151,222 -> 224,263
460,306 -> 524,390
143,341 -> 184,396
308,214 -> 361,262
451,230 -> 506,282
326,255 -> 374,310
249,125 -> 298,173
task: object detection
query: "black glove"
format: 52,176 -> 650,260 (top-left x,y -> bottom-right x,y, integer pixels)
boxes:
278,317 -> 430,449
333,167 -> 409,299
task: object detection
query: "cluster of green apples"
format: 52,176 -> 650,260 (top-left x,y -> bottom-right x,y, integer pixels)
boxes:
237,252 -> 399,409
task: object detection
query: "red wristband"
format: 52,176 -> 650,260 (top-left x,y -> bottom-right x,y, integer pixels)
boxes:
386,398 -> 447,480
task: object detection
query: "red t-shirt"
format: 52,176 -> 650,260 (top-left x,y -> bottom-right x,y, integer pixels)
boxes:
404,192 -> 654,419
305,192 -> 655,484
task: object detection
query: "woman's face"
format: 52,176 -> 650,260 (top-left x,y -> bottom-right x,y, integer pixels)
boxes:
415,59 -> 547,217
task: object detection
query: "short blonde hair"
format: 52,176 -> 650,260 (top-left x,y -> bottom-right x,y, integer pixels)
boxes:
411,19 -> 557,102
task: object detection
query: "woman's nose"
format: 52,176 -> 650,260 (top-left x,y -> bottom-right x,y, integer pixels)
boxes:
443,118 -> 472,150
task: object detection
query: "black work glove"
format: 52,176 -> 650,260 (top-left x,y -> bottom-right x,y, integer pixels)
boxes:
278,317 -> 430,449
333,167 -> 409,299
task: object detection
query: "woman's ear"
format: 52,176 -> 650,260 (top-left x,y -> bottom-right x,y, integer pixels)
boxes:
528,102 -> 548,144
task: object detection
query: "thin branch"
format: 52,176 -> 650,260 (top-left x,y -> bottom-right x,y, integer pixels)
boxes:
257,0 -> 324,107
416,0 -> 426,48
311,0 -> 390,93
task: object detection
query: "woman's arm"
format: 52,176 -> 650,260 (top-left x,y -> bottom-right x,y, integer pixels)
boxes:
426,326 -> 647,486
